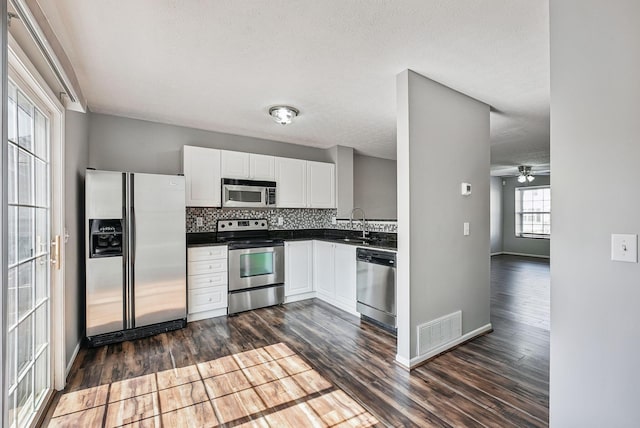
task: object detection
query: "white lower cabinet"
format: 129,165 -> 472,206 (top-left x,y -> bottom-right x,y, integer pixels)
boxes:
284,241 -> 314,302
312,241 -> 358,315
313,241 -> 335,301
187,245 -> 228,321
333,244 -> 357,313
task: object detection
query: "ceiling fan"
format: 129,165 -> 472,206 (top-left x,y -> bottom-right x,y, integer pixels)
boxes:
517,165 -> 535,183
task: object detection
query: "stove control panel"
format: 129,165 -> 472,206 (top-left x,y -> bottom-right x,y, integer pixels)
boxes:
217,219 -> 268,231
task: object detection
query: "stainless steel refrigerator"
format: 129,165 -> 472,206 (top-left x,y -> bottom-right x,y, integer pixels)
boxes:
85,170 -> 186,346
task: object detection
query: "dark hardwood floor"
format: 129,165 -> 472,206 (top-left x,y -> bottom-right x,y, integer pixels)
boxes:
44,254 -> 549,427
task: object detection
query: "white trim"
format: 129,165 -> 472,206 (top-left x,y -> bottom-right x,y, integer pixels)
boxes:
490,252 -> 503,256
501,251 -> 550,259
187,308 -> 227,323
8,34 -> 67,393
9,0 -> 86,111
65,341 -> 81,377
284,292 -> 316,304
396,323 -> 492,369
394,354 -> 411,370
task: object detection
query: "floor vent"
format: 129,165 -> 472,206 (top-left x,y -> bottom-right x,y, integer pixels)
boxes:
417,311 -> 462,356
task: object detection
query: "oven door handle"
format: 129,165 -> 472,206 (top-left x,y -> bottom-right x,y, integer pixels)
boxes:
229,246 -> 282,254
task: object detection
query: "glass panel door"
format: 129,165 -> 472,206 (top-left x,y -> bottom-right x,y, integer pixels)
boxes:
6,80 -> 51,428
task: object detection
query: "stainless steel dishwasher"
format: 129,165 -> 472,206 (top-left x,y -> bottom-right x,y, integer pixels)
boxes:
356,248 -> 396,330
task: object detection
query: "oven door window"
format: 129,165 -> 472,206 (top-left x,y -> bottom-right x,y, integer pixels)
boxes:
240,252 -> 274,277
227,189 -> 263,203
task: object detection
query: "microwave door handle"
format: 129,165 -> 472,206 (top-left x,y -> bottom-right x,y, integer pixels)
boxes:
264,188 -> 268,206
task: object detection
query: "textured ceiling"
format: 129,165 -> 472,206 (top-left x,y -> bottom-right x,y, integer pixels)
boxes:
37,0 -> 549,174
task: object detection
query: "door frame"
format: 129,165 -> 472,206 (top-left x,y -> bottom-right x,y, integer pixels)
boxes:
7,33 -> 66,401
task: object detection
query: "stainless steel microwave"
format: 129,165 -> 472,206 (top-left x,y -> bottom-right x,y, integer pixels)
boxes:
222,178 -> 277,208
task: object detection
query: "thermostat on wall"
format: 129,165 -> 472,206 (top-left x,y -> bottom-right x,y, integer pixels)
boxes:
461,182 -> 472,196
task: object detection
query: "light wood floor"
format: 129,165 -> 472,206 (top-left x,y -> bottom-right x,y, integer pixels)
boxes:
43,255 -> 549,427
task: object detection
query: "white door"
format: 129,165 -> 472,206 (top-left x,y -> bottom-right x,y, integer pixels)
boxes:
276,157 -> 307,208
5,78 -> 56,428
183,146 -> 221,207
220,150 -> 250,179
285,241 -> 314,297
334,243 -> 357,313
307,161 -> 335,208
249,154 -> 275,180
313,241 -> 335,301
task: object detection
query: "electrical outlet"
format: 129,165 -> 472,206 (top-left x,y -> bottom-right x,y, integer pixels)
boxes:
463,222 -> 470,236
277,217 -> 284,226
196,217 -> 203,227
331,216 -> 337,225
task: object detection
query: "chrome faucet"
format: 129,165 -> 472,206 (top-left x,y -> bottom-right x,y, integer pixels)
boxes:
349,207 -> 369,240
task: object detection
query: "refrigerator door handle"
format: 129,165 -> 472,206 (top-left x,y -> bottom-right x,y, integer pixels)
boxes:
129,173 -> 136,328
124,173 -> 136,329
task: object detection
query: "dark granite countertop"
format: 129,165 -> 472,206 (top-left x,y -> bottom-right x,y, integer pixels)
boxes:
186,229 -> 397,251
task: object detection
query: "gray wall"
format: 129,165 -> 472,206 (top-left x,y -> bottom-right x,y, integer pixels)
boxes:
396,70 -> 490,362
501,175 -> 550,257
490,176 -> 503,254
550,1 -> 640,426
89,113 -> 331,174
64,110 -> 90,368
353,154 -> 397,220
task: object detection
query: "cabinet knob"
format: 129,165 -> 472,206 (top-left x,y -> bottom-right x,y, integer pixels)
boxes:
208,252 -> 212,255
209,279 -> 213,283
208,297 -> 212,302
209,265 -> 212,268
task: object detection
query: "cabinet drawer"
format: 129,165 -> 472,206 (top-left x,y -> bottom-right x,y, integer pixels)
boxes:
188,259 -> 227,275
188,246 -> 227,262
188,285 -> 228,314
188,272 -> 227,290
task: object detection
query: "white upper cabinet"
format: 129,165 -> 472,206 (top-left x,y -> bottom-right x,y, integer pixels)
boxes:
183,145 -> 221,207
249,154 -> 276,180
221,151 -> 275,181
221,150 -> 250,179
307,161 -> 336,208
276,157 -> 307,208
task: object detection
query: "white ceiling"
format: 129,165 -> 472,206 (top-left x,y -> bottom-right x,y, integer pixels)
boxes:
37,0 -> 550,175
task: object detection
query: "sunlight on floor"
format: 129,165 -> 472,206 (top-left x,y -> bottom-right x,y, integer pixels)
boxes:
47,342 -> 378,427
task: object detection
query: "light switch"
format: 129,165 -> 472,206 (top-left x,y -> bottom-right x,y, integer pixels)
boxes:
463,222 -> 470,236
611,234 -> 637,263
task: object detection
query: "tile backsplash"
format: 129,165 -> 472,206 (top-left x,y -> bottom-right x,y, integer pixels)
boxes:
186,208 -> 397,233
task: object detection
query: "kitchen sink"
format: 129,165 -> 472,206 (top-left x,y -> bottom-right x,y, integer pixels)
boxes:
340,238 -> 370,245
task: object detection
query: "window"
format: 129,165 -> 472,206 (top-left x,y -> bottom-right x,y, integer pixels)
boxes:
515,186 -> 550,238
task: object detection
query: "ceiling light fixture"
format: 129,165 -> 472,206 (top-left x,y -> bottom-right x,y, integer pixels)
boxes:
517,165 -> 535,183
269,105 -> 299,125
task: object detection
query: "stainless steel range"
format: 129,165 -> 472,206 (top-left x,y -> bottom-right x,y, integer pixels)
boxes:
217,219 -> 284,314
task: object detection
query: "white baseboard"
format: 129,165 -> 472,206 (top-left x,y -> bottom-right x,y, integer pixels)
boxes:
395,354 -> 411,370
396,323 -> 492,369
65,341 -> 81,377
500,251 -> 550,259
187,308 -> 227,322
284,292 -> 317,304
